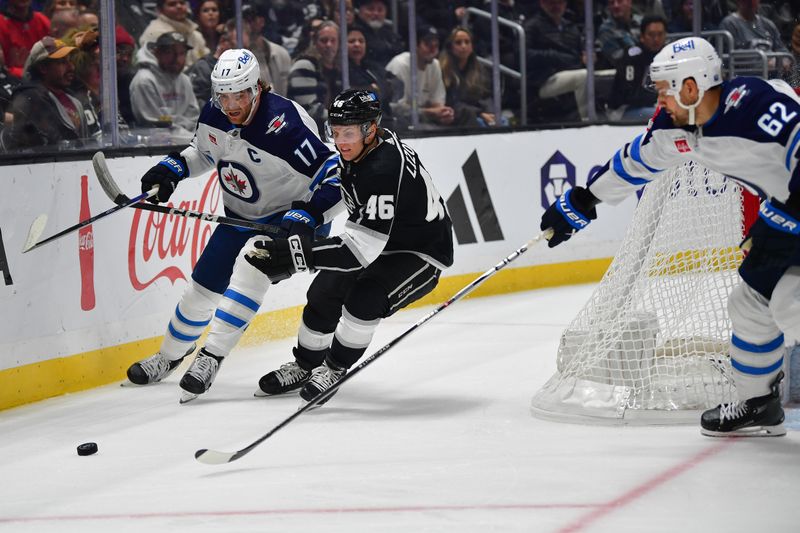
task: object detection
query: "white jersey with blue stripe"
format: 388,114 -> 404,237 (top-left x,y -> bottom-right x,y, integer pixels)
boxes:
180,90 -> 341,221
588,77 -> 800,205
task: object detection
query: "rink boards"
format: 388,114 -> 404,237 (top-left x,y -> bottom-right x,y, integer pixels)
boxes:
0,125 -> 645,410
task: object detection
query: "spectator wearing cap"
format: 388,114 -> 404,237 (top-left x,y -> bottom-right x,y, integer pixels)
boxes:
0,0 -> 52,79
352,0 -> 405,68
129,31 -> 200,140
287,20 -> 342,131
241,5 -> 292,96
385,25 -> 455,128
115,23 -> 137,127
139,0 -> 209,69
4,36 -> 92,151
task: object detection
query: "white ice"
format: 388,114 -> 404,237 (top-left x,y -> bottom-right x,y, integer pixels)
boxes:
1,285 -> 798,532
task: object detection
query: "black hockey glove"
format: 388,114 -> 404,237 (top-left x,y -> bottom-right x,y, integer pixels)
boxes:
244,235 -> 314,283
279,201 -> 323,239
141,152 -> 188,203
739,197 -> 800,299
540,186 -> 599,248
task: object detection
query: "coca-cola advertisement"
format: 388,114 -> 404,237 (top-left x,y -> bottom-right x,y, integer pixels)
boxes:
128,171 -> 222,290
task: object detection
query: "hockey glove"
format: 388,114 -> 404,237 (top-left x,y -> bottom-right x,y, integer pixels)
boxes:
739,197 -> 800,298
280,201 -> 323,239
244,235 -> 314,283
141,152 -> 188,203
540,186 -> 599,248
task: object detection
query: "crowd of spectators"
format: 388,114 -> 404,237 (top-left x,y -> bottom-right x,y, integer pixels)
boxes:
1,0 -> 800,154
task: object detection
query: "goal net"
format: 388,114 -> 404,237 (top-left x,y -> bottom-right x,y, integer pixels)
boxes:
531,162 -> 753,424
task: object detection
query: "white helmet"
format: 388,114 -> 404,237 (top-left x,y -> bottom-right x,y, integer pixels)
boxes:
649,37 -> 722,124
211,48 -> 260,98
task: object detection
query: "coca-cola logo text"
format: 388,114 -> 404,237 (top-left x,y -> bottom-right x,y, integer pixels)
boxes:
128,173 -> 222,290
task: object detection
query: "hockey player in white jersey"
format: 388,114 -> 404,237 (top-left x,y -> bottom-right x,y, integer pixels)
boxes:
125,49 -> 341,403
541,37 -> 799,437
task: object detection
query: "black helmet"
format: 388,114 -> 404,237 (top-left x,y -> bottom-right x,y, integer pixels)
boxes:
328,89 -> 382,126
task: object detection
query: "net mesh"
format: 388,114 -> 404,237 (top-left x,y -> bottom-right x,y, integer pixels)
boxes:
531,162 -> 745,424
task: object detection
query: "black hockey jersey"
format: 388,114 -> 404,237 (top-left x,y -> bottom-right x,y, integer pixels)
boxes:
312,129 -> 454,271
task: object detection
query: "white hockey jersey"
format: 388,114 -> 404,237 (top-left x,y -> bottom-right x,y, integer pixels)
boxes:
180,91 -> 341,221
588,77 -> 800,205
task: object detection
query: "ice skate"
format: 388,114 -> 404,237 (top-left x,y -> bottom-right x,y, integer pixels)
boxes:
179,348 -> 224,404
125,344 -> 195,386
701,371 -> 786,437
255,354 -> 311,397
299,360 -> 346,409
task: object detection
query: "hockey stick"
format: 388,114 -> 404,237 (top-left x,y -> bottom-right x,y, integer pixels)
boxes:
92,151 -> 280,235
22,188 -> 158,253
194,229 -> 554,465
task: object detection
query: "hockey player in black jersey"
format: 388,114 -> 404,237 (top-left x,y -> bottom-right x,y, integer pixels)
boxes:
245,88 -> 454,405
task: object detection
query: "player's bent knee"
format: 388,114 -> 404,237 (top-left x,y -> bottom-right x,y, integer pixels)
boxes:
344,280 -> 389,321
769,268 -> 800,343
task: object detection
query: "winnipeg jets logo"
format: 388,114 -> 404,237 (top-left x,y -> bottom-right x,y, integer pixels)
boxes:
724,85 -> 748,113
217,160 -> 260,203
266,113 -> 287,135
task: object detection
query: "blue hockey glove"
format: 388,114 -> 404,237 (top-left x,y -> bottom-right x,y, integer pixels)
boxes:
739,197 -> 800,298
540,186 -> 599,248
280,201 -> 323,239
141,152 -> 188,203
245,235 -> 314,283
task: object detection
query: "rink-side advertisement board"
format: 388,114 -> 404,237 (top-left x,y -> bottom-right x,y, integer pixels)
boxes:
0,124 -> 643,409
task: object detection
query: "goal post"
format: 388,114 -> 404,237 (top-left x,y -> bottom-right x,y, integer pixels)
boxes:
531,162 -> 757,425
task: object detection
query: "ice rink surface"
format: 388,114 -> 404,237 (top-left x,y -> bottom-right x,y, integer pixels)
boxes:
1,284 -> 798,533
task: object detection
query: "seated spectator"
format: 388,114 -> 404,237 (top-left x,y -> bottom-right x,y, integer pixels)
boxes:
0,0 -> 51,79
77,9 -> 97,28
526,0 -> 612,121
195,0 -> 220,52
439,26 -> 498,127
139,0 -> 209,69
597,0 -> 642,68
418,1 -> 471,36
287,20 -> 341,131
0,45 -> 22,141
114,0 -> 156,43
720,0 -> 789,55
260,0 -> 310,57
129,31 -> 200,141
353,0 -> 405,68
242,5 -> 292,96
49,8 -> 81,38
607,14 -> 667,121
115,23 -> 137,127
5,37 -> 92,151
783,21 -> 800,86
43,0 -> 78,18
346,26 -> 398,128
667,0 -> 726,33
328,0 -> 354,28
633,0 -> 666,18
386,25 -> 455,129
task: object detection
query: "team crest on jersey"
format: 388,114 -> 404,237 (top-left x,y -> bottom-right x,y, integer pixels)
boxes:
217,160 -> 260,202
674,137 -> 692,153
724,85 -> 748,113
266,113 -> 287,135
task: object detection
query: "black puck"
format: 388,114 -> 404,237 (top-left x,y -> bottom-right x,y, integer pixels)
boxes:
77,442 -> 98,456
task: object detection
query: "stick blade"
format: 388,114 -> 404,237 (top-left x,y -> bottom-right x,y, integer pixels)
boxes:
92,151 -> 128,203
22,214 -> 48,253
194,448 -> 237,465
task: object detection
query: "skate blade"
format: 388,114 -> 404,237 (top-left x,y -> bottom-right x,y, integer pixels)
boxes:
179,391 -> 199,404
701,423 -> 786,437
253,388 -> 301,398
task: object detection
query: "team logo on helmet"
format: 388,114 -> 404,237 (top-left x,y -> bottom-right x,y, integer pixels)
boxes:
217,160 -> 260,203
